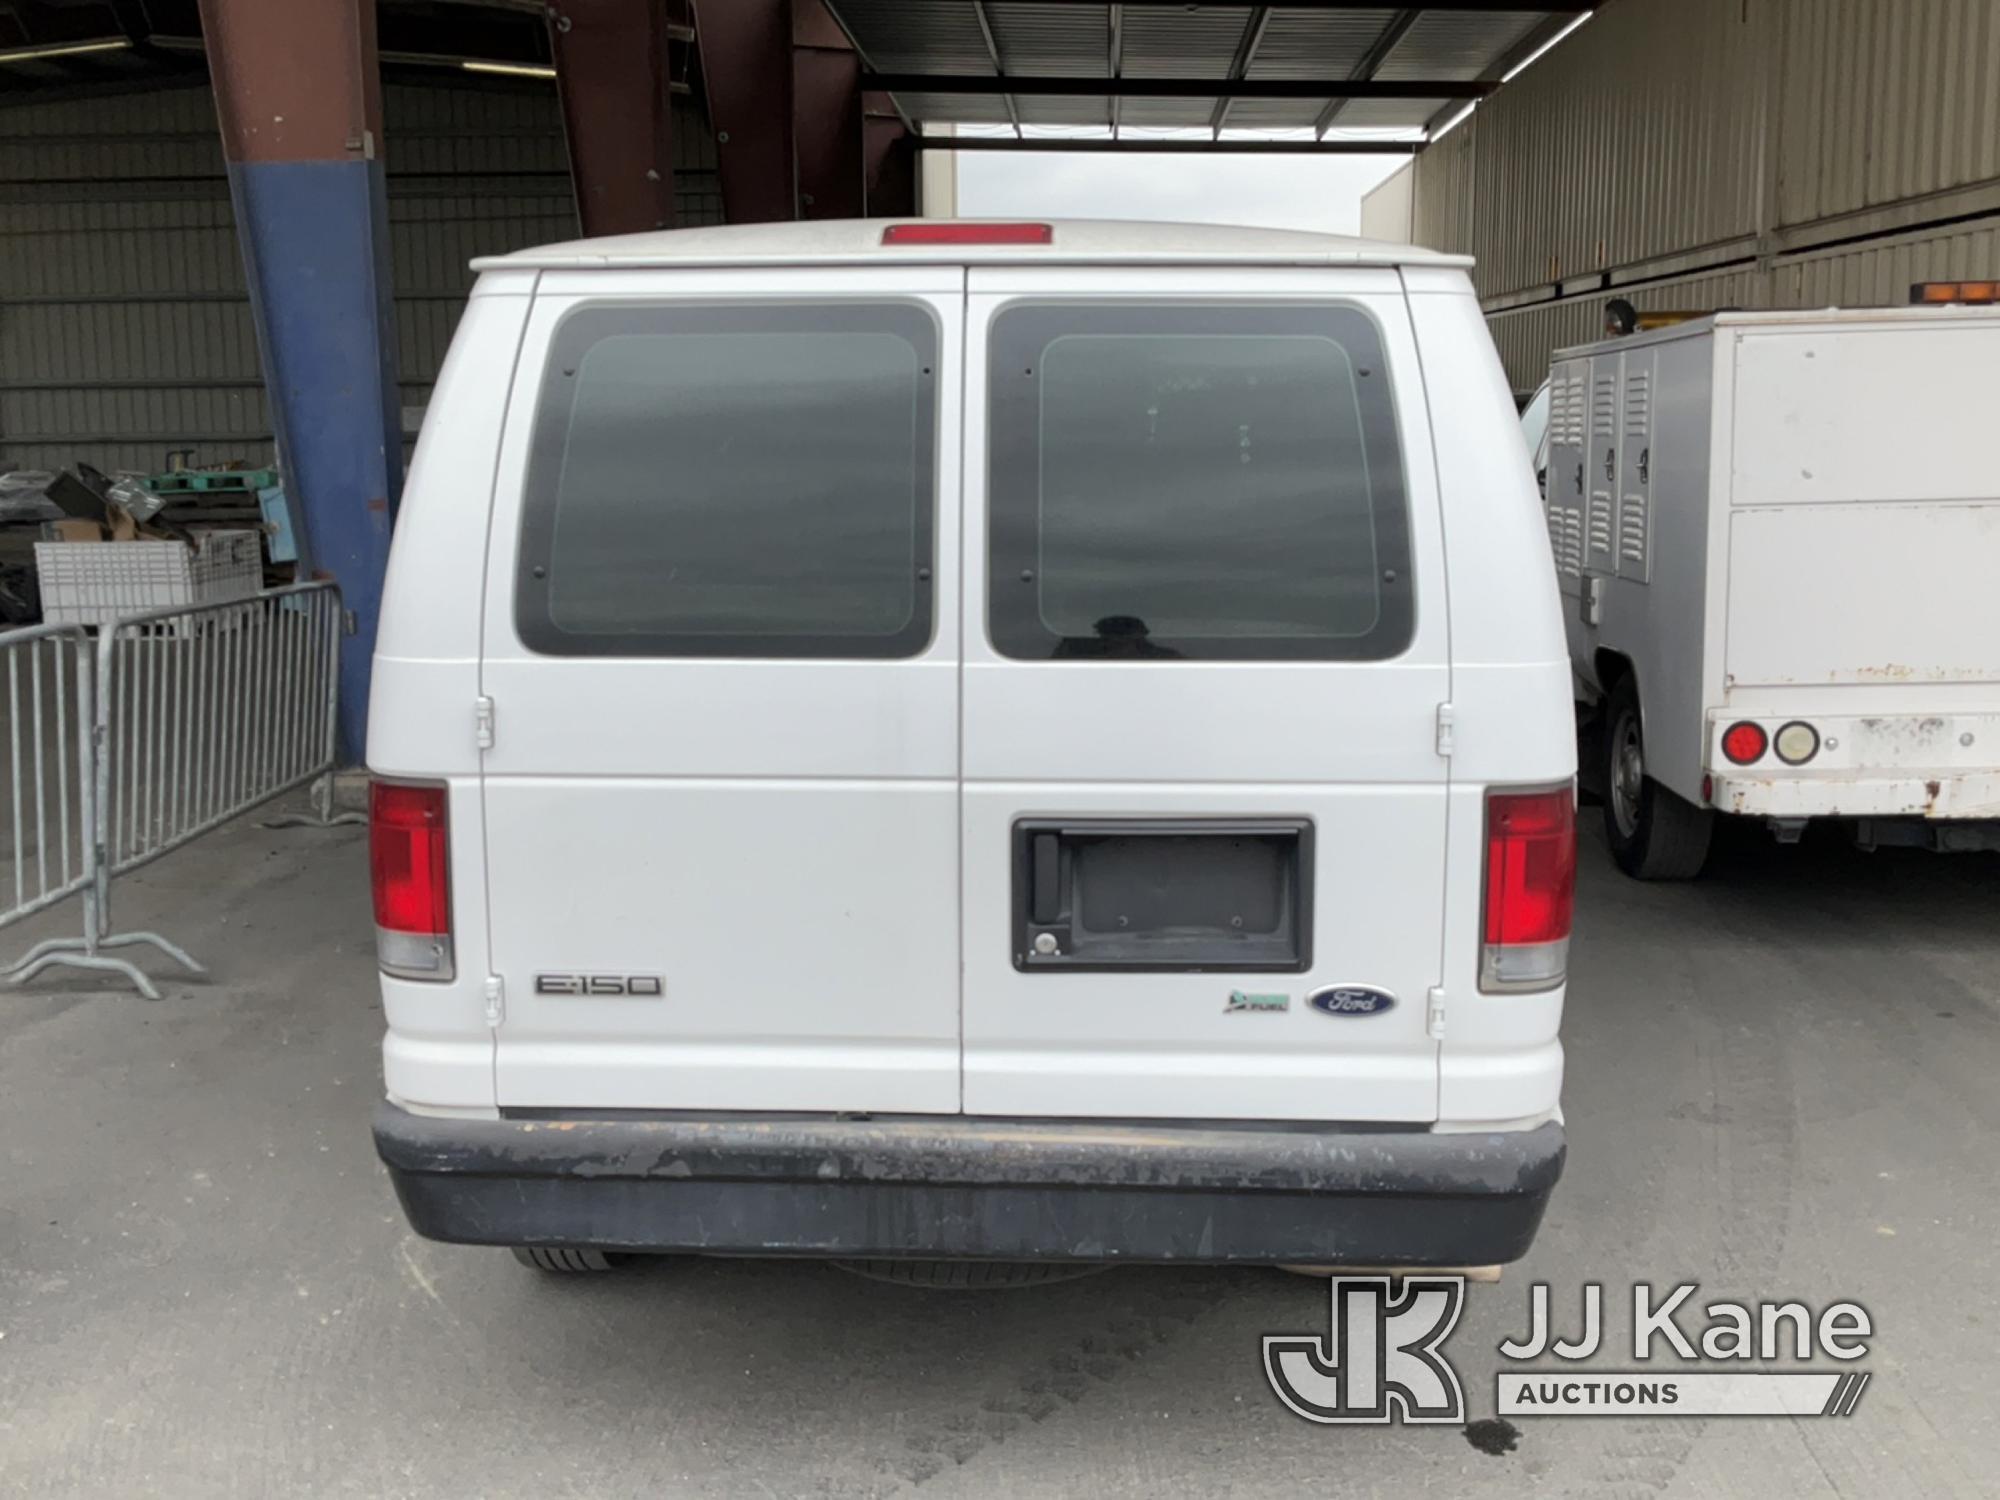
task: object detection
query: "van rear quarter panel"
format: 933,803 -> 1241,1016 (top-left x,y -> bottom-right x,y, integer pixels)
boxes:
369,274 -> 535,1111
1402,272 -> 1574,1123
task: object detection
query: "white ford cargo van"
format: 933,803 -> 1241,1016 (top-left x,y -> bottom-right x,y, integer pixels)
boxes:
368,220 -> 1576,1276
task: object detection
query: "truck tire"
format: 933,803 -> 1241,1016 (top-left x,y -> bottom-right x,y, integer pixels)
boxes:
511,1246 -> 626,1273
1602,675 -> 1713,880
832,1259 -> 1106,1289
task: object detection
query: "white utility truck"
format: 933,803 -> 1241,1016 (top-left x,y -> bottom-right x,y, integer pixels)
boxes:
367,219 -> 1576,1279
1524,304 -> 2000,878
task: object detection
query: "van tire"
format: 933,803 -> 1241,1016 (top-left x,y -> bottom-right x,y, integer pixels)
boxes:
832,1259 -> 1107,1289
511,1246 -> 626,1273
1602,676 -> 1712,880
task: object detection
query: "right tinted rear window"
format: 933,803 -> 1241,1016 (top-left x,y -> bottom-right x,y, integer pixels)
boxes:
515,302 -> 938,658
986,302 -> 1414,661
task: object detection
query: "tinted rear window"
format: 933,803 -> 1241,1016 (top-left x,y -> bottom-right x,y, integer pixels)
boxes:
516,302 -> 938,658
987,303 -> 1413,661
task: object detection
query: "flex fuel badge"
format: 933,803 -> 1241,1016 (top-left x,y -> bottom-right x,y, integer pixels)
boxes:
1225,990 -> 1291,1013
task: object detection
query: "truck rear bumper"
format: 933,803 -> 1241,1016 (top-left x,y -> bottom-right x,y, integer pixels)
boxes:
1709,769 -> 2000,820
373,1103 -> 1565,1266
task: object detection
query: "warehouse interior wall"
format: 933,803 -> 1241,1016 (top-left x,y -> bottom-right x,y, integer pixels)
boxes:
1400,0 -> 2000,393
0,80 -> 721,475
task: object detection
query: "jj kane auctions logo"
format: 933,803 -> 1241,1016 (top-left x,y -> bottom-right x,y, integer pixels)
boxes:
1265,1279 -> 1874,1424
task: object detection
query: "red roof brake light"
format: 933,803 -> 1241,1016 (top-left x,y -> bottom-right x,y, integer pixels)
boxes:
881,223 -> 1053,246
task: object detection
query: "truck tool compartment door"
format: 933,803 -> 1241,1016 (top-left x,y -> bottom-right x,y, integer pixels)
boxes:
1726,319 -> 2000,693
481,268 -> 963,1112
960,269 -> 1450,1122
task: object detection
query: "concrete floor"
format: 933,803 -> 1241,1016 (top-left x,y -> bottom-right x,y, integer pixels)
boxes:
0,804 -> 1994,1498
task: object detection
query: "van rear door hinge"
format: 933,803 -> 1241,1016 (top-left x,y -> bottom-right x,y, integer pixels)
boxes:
1426,986 -> 1447,1039
474,695 -> 495,750
484,975 -> 505,1029
1434,702 -> 1455,758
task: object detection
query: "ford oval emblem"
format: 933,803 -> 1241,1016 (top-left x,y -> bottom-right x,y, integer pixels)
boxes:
1307,985 -> 1397,1018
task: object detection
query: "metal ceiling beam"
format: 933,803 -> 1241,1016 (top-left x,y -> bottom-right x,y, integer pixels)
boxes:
912,135 -> 1417,154
1421,8 -> 1578,136
969,0 -> 1021,139
896,1 -> 1580,9
1208,4 -> 1269,135
1316,6 -> 1415,134
867,72 -> 1496,98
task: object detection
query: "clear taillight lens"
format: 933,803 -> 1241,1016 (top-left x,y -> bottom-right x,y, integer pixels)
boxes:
370,780 -> 453,981
1481,783 -> 1575,993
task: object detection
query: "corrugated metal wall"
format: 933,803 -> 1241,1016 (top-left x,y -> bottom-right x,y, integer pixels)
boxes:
0,80 -> 721,475
1461,0 -> 1768,301
1404,0 -> 2000,392
1776,0 -> 2000,225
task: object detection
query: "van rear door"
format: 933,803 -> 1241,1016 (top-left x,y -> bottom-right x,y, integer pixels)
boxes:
959,268 -> 1450,1122
480,267 -> 963,1113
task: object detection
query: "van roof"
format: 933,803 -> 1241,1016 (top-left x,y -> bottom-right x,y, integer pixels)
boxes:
473,218 -> 1474,273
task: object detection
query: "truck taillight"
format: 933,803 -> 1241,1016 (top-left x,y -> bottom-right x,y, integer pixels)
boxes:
1481,784 -> 1575,993
370,780 -> 454,981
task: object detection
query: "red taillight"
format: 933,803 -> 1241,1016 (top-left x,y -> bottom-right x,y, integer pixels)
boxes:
1481,784 -> 1575,993
1721,720 -> 1768,765
370,780 -> 453,980
881,222 -> 1053,245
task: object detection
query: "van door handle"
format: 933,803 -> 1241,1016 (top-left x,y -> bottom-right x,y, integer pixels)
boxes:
1030,833 -> 1061,925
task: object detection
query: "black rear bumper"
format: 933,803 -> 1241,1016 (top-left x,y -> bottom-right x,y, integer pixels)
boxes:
374,1104 -> 1564,1266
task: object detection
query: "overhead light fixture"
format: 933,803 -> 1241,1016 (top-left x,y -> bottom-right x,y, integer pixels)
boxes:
1501,12 -> 1594,83
0,38 -> 131,64
1428,102 -> 1477,142
1423,11 -> 1591,145
462,59 -> 556,79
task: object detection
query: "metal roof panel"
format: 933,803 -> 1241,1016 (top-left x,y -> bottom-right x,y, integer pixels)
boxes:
476,216 -> 1474,270
1375,9 -> 1548,79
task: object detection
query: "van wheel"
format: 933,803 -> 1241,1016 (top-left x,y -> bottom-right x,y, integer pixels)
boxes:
1603,676 -> 1713,880
832,1259 -> 1107,1289
511,1246 -> 627,1273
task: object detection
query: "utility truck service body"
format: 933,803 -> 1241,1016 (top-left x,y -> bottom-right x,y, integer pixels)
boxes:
1533,308 -> 2000,876
367,220 -> 1575,1275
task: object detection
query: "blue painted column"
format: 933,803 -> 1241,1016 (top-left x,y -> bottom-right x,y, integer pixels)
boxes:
200,0 -> 400,762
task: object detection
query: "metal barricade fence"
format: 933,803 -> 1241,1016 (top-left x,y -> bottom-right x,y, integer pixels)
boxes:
2,581 -> 351,999
0,623 -> 95,934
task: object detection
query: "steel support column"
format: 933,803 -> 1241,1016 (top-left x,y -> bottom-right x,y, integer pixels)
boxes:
693,0 -> 792,223
692,0 -> 863,222
863,92 -> 915,217
198,0 -> 397,761
547,0 -> 676,236
791,0 -> 863,220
